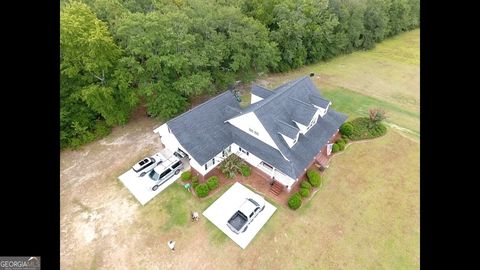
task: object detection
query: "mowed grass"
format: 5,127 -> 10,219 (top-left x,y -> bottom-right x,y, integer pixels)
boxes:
257,29 -> 419,140
127,130 -> 419,270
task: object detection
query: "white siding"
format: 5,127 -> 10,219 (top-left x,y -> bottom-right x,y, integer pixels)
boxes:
293,121 -> 308,134
227,112 -> 279,150
231,143 -> 296,191
251,94 -> 263,104
281,134 -> 296,147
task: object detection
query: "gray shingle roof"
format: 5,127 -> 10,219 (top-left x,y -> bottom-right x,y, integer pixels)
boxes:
309,94 -> 331,108
276,120 -> 299,140
166,76 -> 348,180
290,98 -> 318,126
167,91 -> 241,165
251,85 -> 273,99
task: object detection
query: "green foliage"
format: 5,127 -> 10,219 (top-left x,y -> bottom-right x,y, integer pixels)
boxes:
307,169 -> 322,187
336,139 -> 346,151
288,193 -> 302,210
340,122 -> 354,136
332,143 -> 340,153
60,0 -> 418,149
300,180 -> 312,190
181,171 -> 192,181
191,176 -> 199,189
240,165 -> 251,177
345,117 -> 388,140
220,154 -> 245,179
195,183 -> 210,198
206,176 -> 219,191
299,188 -> 310,198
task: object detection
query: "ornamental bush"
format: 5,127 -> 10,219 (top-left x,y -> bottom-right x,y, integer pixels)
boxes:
191,176 -> 199,189
288,193 -> 302,210
206,176 -> 219,191
181,171 -> 192,181
300,180 -> 312,190
347,117 -> 387,140
299,188 -> 310,197
332,143 -> 340,153
195,183 -> 210,198
336,139 -> 346,151
240,165 -> 251,177
307,170 -> 321,187
340,122 -> 354,137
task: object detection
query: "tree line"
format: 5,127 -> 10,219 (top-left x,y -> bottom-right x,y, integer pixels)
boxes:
60,0 -> 419,148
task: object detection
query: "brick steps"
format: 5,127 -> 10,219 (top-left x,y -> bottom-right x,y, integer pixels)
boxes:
270,181 -> 284,196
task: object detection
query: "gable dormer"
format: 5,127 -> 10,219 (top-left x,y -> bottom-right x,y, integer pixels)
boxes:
276,120 -> 300,148
309,94 -> 332,117
289,97 -> 317,134
251,85 -> 273,104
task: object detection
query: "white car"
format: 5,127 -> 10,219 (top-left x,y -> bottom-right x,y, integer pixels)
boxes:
132,152 -> 165,177
148,155 -> 184,191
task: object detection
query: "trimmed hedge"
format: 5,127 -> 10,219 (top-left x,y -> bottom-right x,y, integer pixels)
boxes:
307,170 -> 321,187
332,143 -> 340,153
240,165 -> 251,177
299,188 -> 310,198
206,176 -> 219,191
195,183 -> 210,198
344,117 -> 387,140
191,176 -> 199,189
288,193 -> 302,210
336,139 -> 346,151
181,171 -> 192,181
300,180 -> 312,190
340,122 -> 354,137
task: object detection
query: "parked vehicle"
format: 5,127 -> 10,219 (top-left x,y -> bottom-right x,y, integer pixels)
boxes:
227,197 -> 266,234
148,156 -> 184,191
132,153 -> 165,177
173,149 -> 188,159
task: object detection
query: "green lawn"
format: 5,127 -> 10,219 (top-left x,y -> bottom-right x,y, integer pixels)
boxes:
258,29 -> 420,140
61,29 -> 420,270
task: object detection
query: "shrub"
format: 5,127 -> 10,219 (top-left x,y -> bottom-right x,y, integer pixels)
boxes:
299,188 -> 310,197
191,176 -> 199,189
220,154 -> 245,179
195,183 -> 210,198
336,139 -> 346,151
332,143 -> 340,153
307,170 -> 321,187
288,193 -> 302,210
346,117 -> 387,140
300,180 -> 312,190
240,165 -> 251,177
181,171 -> 192,181
339,122 -> 354,137
206,176 -> 219,191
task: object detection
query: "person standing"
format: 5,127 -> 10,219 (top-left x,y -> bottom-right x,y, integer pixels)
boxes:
167,240 -> 175,252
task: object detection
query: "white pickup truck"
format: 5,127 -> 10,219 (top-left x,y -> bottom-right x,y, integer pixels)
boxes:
227,196 -> 266,234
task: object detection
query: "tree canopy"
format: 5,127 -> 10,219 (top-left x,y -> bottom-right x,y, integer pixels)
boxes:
60,0 -> 419,149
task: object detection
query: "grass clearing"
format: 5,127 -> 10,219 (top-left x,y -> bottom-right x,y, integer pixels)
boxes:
61,29 -> 419,269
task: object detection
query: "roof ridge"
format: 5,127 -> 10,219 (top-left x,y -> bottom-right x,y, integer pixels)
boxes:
289,96 -> 316,108
276,119 -> 299,130
252,76 -> 309,110
168,91 -> 234,123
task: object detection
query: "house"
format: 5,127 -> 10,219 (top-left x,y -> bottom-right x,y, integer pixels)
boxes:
154,76 -> 348,193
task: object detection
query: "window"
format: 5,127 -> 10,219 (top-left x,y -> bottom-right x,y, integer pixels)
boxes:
239,147 -> 249,155
160,168 -> 172,179
212,158 -> 215,165
171,161 -> 181,169
205,164 -> 208,170
248,128 -> 259,136
261,161 -> 274,170
249,212 -> 254,218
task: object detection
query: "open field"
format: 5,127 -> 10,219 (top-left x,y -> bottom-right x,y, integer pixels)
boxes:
61,29 -> 419,269
254,29 -> 420,140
